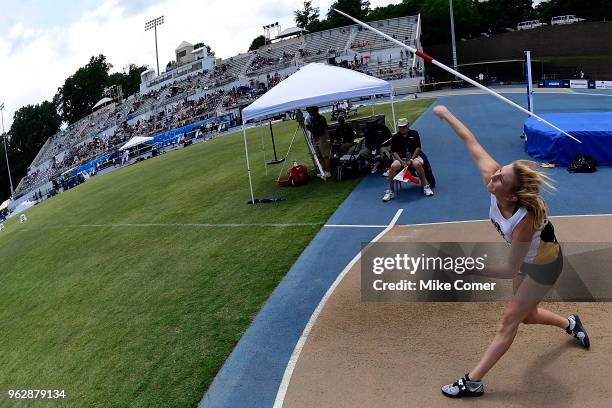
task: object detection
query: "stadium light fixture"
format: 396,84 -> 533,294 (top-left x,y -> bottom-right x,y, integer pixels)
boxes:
145,15 -> 165,76
0,102 -> 15,197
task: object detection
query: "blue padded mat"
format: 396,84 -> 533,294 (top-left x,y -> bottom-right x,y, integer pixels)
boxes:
525,112 -> 612,166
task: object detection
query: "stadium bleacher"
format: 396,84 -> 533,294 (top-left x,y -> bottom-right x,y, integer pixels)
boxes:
15,15 -> 422,198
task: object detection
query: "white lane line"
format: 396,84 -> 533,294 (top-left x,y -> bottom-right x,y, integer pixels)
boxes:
65,223 -> 323,228
568,92 -> 612,97
396,213 -> 612,228
398,218 -> 489,227
15,213 -> 612,231
324,224 -> 388,228
272,209 -> 403,408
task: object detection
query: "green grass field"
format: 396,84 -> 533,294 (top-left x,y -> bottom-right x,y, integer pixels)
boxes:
0,98 -> 433,407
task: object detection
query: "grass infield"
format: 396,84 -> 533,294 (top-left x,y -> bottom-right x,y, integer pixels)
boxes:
0,98 -> 433,407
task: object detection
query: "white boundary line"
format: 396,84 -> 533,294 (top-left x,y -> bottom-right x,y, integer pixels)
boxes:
272,209 -> 403,408
324,224 -> 388,228
396,213 -> 612,228
20,213 -> 612,230
568,91 -> 612,97
73,223 -> 322,228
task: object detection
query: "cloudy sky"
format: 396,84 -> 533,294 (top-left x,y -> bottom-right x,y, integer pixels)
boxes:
0,0 -> 402,129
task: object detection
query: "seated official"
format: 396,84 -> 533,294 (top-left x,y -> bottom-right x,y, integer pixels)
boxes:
383,117 -> 434,202
335,116 -> 356,156
357,119 -> 392,173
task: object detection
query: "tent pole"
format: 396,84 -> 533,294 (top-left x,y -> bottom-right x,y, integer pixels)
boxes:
260,121 -> 268,176
390,91 -> 397,133
242,125 -> 255,204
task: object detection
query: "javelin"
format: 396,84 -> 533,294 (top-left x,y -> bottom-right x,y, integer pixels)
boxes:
333,8 -> 582,144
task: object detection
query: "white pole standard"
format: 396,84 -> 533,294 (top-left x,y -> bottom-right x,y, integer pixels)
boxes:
242,125 -> 255,204
390,92 -> 397,133
525,51 -> 534,113
332,8 -> 582,144
449,0 -> 458,77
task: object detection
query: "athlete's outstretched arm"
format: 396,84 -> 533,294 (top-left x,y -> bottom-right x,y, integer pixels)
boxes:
433,105 -> 500,187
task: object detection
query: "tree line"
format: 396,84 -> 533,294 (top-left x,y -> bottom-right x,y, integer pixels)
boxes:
292,0 -> 612,46
1,55 -> 147,203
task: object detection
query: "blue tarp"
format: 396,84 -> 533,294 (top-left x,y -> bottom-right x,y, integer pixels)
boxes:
150,114 -> 233,146
524,112 -> 612,166
75,153 -> 112,174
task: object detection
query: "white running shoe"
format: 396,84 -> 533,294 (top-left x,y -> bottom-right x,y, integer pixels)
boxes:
382,190 -> 395,202
566,314 -> 590,349
423,184 -> 434,196
370,162 -> 379,174
382,169 -> 390,177
441,374 -> 484,398
325,171 -> 332,178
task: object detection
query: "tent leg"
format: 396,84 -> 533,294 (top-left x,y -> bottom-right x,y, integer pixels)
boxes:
242,125 -> 255,204
260,122 -> 268,176
390,92 -> 397,133
277,125 -> 300,182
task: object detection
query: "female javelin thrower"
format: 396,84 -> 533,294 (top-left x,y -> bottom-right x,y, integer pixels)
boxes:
432,105 -> 590,399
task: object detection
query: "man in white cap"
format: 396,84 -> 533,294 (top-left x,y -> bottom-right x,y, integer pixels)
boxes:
383,117 -> 434,202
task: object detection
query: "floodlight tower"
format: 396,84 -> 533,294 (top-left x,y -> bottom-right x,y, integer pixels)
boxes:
145,16 -> 165,75
0,102 -> 15,197
263,22 -> 280,45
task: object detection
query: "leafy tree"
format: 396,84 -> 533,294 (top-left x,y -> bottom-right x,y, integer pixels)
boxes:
477,0 -> 534,32
535,0 -> 612,22
248,35 -> 266,51
416,0 -> 479,44
0,139 -> 12,202
0,101 -> 61,201
54,55 -> 111,124
326,0 -> 370,28
107,64 -> 148,97
193,42 -> 215,56
366,1 -> 419,22
294,1 -> 321,31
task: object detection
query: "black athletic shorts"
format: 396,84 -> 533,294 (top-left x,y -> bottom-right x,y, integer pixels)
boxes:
519,248 -> 563,286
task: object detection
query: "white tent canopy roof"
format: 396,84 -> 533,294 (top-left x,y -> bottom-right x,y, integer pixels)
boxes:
0,198 -> 11,211
241,63 -> 392,123
92,97 -> 113,111
119,136 -> 153,150
276,26 -> 307,39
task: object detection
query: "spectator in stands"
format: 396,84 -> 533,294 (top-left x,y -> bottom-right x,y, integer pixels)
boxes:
334,116 -> 356,155
382,118 -> 434,202
305,106 -> 332,179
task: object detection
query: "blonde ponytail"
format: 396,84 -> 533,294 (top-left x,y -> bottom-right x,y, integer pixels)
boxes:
512,160 -> 555,230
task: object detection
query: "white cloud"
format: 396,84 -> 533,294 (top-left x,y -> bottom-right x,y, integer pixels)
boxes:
0,0 -> 400,130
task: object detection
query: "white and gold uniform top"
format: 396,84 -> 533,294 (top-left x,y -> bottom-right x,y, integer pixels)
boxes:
489,194 -> 559,264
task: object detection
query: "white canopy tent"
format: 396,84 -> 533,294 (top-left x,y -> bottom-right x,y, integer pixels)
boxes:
119,136 -> 154,151
0,198 -> 11,212
240,63 -> 396,203
92,97 -> 113,112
